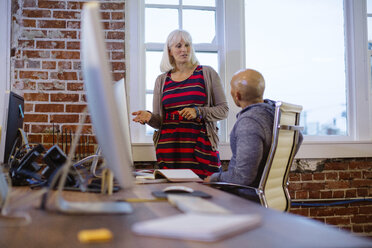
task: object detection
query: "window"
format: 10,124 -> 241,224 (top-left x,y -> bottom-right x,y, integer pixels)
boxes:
127,0 -> 226,145
368,0 -> 372,88
127,0 -> 372,160
144,0 -> 220,135
245,0 -> 347,136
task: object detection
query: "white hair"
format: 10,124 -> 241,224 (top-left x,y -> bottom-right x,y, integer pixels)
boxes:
160,29 -> 199,73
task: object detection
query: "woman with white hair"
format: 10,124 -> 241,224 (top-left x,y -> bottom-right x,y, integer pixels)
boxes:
132,29 -> 228,179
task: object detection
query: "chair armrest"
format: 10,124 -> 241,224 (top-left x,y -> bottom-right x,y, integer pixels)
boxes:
203,182 -> 256,191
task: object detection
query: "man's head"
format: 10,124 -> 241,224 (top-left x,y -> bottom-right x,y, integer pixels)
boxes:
230,69 -> 265,108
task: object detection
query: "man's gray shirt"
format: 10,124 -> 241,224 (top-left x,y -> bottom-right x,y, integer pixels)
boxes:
210,99 -> 275,187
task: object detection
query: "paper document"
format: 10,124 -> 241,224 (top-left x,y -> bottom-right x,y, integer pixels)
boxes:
132,213 -> 261,242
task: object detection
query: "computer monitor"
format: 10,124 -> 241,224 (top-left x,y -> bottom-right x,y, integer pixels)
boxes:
53,2 -> 133,214
0,91 -> 25,165
81,2 -> 134,190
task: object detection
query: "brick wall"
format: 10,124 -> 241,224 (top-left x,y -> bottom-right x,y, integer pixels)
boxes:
11,0 -> 125,152
289,158 -> 372,238
9,0 -> 372,239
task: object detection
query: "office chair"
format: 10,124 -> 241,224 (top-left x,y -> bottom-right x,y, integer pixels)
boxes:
205,101 -> 303,212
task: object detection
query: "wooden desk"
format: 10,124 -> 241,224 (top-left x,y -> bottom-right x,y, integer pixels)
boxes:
0,183 -> 371,248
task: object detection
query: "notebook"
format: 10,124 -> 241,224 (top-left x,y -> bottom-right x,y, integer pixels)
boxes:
132,213 -> 261,242
135,169 -> 202,183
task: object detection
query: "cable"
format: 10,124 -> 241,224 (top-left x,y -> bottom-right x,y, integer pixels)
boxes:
291,198 -> 372,207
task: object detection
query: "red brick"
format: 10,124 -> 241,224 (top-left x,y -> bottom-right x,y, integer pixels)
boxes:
111,12 -> 124,20
313,172 -> 325,180
24,93 -> 49,101
57,61 -> 72,70
51,51 -> 80,60
24,0 -> 37,7
66,104 -> 86,113
38,82 -> 65,91
345,189 -> 357,198
288,182 -> 302,191
113,73 -> 124,81
42,61 -> 56,69
73,62 -> 81,70
308,191 -> 321,199
351,215 -> 372,224
67,83 -> 84,91
324,162 -> 349,170
50,93 -> 79,102
363,171 -> 372,179
50,71 -> 77,80
19,71 -> 48,80
332,190 -> 345,198
351,179 -> 372,188
23,50 -> 50,58
24,103 -> 34,112
31,124 -> 53,133
106,41 -> 124,50
364,224 -> 372,232
38,20 -> 66,29
359,206 -> 372,214
320,191 -> 333,198
100,3 -> 124,10
50,114 -> 79,123
107,31 -> 124,40
67,2 -> 84,9
326,172 -> 338,180
301,182 -> 325,191
12,81 -> 36,90
357,188 -> 369,197
62,125 -> 93,134
353,225 -> 364,233
66,41 -> 80,50
36,40 -> 65,49
310,208 -> 335,217
19,40 -> 34,48
290,208 -> 309,217
326,181 -> 350,189
24,114 -> 48,122
35,104 -> 64,112
111,62 -> 125,71
53,11 -> 80,19
111,51 -> 124,60
325,216 -> 350,225
66,21 -> 80,29
27,134 -> 42,143
23,9 -> 51,18
349,161 -> 372,170
14,60 -> 24,68
333,207 -> 358,215
26,60 -> 41,69
295,191 -> 308,199
23,19 -> 37,27
38,1 -> 66,9
101,12 -> 111,20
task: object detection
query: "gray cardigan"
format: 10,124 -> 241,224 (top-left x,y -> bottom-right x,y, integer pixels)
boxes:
147,65 -> 229,150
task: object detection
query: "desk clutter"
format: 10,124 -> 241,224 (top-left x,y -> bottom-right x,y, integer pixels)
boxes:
4,126 -> 112,194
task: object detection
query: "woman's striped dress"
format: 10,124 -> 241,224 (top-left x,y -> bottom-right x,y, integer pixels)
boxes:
156,65 -> 221,179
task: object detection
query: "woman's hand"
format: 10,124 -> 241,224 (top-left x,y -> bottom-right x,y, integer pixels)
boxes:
132,110 -> 152,125
203,176 -> 211,183
179,107 -> 197,120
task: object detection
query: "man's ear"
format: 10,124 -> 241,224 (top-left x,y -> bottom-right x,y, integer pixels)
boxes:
236,91 -> 242,101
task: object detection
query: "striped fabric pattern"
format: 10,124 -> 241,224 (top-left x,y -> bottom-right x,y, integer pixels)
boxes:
156,66 -> 221,178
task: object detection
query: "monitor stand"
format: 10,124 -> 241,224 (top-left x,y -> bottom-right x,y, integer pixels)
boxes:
51,111 -> 132,215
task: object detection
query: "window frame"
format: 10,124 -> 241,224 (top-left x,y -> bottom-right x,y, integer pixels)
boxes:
126,0 -> 372,161
0,0 -> 11,129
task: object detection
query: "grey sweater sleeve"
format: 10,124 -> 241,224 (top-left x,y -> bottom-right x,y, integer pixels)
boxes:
210,117 -> 265,185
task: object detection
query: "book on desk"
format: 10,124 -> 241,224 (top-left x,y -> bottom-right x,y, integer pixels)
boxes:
135,169 -> 203,183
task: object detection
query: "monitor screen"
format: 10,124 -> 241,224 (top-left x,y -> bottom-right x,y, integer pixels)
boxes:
81,2 -> 133,189
0,91 -> 24,165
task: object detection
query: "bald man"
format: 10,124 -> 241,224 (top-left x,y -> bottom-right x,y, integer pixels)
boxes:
204,69 -> 276,199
